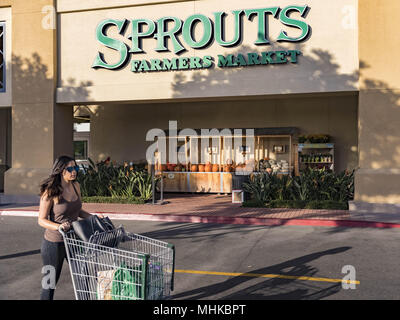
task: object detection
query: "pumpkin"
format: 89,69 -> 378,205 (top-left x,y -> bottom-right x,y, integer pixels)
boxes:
198,164 -> 205,172
166,163 -> 175,171
191,164 -> 198,172
160,164 -> 167,172
205,162 -> 212,172
224,164 -> 232,172
212,164 -> 219,172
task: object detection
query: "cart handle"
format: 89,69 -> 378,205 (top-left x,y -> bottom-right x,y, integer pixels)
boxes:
58,225 -> 66,237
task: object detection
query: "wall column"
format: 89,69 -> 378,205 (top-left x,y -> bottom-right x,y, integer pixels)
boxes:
353,0 -> 400,212
4,0 -> 73,196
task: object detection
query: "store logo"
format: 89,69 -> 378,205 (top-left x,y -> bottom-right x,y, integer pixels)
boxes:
93,5 -> 311,72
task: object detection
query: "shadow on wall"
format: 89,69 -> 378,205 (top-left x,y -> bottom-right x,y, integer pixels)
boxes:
171,45 -> 400,175
171,44 -> 359,98
358,77 -> 400,170
12,53 -> 93,105
4,53 -> 91,192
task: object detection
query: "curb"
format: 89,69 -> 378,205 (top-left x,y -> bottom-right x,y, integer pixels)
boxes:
1,209 -> 400,229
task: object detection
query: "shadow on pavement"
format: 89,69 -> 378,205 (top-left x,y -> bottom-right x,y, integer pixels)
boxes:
172,246 -> 351,300
0,249 -> 41,260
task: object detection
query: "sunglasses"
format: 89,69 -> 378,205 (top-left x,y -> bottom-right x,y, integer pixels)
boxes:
65,165 -> 80,173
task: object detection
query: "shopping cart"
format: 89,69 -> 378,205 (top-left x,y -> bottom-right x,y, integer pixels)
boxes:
59,226 -> 175,300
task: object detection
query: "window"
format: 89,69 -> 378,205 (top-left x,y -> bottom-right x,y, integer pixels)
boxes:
74,140 -> 88,160
0,22 -> 5,92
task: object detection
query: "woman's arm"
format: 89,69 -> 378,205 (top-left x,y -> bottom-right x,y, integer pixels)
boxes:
74,182 -> 103,219
38,192 -> 61,231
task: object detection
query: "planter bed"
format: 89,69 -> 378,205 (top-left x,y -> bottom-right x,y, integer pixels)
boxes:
242,199 -> 348,210
81,196 -> 146,204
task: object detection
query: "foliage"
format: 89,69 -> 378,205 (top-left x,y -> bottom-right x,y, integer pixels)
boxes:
81,196 -> 145,204
298,134 -> 330,144
263,200 -> 348,210
242,167 -> 354,208
77,157 -> 156,201
241,198 -> 266,208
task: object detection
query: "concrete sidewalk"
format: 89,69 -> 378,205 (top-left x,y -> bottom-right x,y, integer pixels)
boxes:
1,193 -> 400,228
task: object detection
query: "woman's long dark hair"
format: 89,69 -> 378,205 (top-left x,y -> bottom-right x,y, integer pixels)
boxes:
40,156 -> 77,200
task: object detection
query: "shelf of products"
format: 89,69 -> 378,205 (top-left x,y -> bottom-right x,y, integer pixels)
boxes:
297,143 -> 335,172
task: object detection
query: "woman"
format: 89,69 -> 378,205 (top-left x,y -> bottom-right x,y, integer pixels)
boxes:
38,155 -> 103,300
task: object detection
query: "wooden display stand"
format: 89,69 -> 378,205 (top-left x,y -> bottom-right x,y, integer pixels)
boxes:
158,127 -> 299,193
162,172 -> 233,193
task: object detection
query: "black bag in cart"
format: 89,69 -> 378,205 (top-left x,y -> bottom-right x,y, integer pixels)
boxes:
72,215 -> 115,242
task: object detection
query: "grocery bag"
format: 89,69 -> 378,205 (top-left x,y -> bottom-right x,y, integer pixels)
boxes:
97,269 -> 116,300
111,263 -> 142,300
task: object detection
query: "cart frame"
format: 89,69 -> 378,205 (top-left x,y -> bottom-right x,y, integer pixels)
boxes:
60,227 -> 175,300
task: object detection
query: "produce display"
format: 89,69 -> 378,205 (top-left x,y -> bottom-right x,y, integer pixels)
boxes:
256,158 -> 289,174
159,158 -> 292,174
300,154 -> 332,163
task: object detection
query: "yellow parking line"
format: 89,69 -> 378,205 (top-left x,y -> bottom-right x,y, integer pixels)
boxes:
175,269 -> 360,285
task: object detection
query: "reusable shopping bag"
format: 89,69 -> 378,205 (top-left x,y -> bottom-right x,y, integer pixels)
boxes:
111,263 -> 142,300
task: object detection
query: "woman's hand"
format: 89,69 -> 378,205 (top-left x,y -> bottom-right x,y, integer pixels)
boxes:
59,221 -> 72,232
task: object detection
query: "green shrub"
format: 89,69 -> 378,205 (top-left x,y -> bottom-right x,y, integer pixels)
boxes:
242,199 -> 348,210
81,196 -> 145,204
267,200 -> 306,209
304,200 -> 348,210
77,158 -> 155,201
242,168 -> 354,207
242,199 -> 266,208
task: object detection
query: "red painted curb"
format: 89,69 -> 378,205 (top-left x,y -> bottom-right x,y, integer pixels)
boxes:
2,208 -> 400,229
89,211 -> 400,229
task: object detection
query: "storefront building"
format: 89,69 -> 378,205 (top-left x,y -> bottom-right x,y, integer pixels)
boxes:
0,0 -> 399,212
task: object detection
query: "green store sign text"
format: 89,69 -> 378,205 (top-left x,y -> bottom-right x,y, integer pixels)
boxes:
93,5 -> 310,72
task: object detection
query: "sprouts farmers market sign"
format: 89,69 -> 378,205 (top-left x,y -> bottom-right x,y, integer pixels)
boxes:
92,5 -> 310,73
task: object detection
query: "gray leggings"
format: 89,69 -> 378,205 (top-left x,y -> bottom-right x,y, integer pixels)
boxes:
40,238 -> 67,300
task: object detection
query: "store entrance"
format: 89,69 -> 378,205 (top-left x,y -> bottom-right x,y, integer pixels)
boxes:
156,127 -> 299,194
0,107 -> 11,193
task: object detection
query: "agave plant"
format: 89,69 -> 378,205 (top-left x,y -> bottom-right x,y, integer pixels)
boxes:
134,171 -> 157,201
243,172 -> 276,204
243,167 -> 355,204
77,158 -> 157,201
292,174 -> 310,201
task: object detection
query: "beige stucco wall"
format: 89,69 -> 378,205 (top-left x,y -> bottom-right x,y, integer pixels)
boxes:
90,93 -> 358,173
57,0 -> 359,104
4,0 -> 74,195
354,0 -> 400,205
